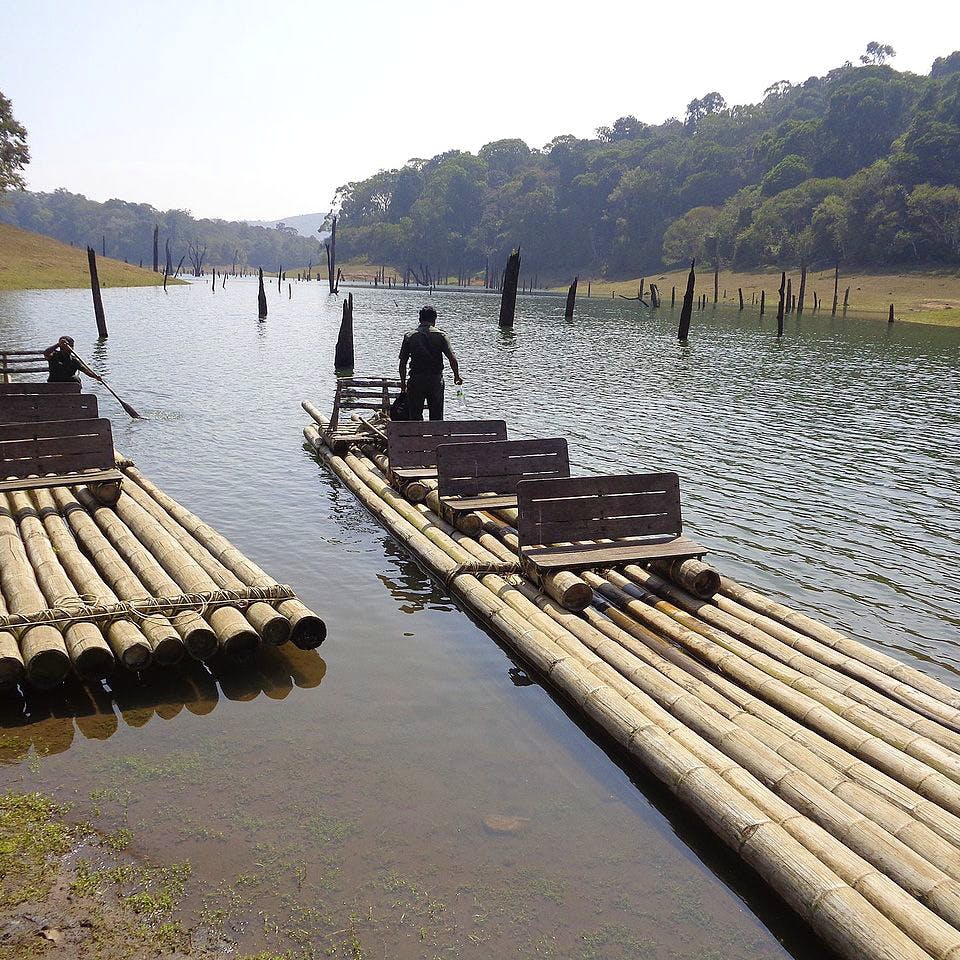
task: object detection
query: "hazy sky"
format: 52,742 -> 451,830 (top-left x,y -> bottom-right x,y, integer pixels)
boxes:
2,0 -> 951,221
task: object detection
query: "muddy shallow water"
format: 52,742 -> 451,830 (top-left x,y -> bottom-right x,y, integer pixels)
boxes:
1,278 -> 958,958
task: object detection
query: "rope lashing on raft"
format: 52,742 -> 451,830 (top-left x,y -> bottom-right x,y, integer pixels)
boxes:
438,560 -> 522,589
0,584 -> 298,632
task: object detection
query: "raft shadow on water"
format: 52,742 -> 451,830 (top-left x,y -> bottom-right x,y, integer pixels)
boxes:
0,644 -> 326,763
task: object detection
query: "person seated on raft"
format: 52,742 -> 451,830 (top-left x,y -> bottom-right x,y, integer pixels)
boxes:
398,305 -> 463,421
44,336 -> 103,385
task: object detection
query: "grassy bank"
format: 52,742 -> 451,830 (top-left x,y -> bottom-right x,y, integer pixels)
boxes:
568,267 -> 960,326
0,223 -> 181,291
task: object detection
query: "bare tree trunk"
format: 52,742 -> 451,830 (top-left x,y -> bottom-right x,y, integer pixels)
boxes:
165,238 -> 172,275
498,248 -> 521,328
760,290 -> 765,315
777,272 -> 786,337
797,263 -> 807,316
87,247 -> 108,339
326,216 -> 338,293
832,264 -> 840,316
713,264 -> 719,303
564,276 -> 578,320
738,288 -> 744,310
153,223 -> 159,273
258,268 -> 268,319
677,261 -> 695,342
334,293 -> 354,370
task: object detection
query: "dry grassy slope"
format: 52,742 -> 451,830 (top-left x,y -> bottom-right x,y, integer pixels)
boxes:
0,223 -> 183,290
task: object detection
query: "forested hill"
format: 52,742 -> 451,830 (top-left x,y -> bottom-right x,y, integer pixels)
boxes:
0,190 -> 324,273
335,50 -> 960,281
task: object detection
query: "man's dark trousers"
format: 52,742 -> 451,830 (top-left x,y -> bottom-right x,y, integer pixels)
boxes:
406,374 -> 444,421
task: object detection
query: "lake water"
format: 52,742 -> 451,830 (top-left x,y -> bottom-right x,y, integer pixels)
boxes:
1,277 -> 958,959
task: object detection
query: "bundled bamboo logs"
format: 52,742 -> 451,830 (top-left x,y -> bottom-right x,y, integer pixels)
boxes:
0,462 -> 323,692
302,412 -> 960,960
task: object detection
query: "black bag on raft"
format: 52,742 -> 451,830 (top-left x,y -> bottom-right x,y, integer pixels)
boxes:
390,392 -> 409,420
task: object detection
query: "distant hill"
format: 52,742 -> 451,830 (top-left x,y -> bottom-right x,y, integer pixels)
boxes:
0,222 -> 179,290
0,190 -> 325,273
249,212 -> 330,241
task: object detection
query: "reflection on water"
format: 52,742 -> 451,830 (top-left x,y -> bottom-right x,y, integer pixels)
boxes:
1,279 -> 955,958
0,645 -> 326,763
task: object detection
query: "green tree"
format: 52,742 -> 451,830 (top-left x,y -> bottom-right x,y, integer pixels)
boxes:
661,207 -> 721,264
860,42 -> 896,66
907,183 -> 960,258
0,91 -> 29,193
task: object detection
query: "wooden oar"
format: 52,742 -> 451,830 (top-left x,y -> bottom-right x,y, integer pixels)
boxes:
69,349 -> 142,419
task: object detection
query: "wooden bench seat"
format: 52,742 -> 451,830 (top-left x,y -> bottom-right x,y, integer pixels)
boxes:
0,418 -> 122,498
387,420 -> 507,484
517,472 -> 705,573
0,393 -> 100,424
437,438 -> 569,518
0,381 -> 81,394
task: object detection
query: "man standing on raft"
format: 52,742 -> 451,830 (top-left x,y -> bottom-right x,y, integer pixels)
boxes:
44,336 -> 102,385
398,305 -> 463,421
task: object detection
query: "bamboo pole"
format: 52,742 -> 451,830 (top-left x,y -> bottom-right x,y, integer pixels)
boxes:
0,494 -> 70,688
53,486 -> 218,660
512,585 -> 960,955
30,488 -> 180,665
117,464 -> 324,649
304,429 -> 939,960
0,583 -> 24,689
118,476 -> 290,645
535,583 -> 960,878
628,566 -> 960,752
586,570 -> 960,817
9,489 -> 118,678
589,590 -> 960,851
105,491 -> 260,660
718,576 -> 960,714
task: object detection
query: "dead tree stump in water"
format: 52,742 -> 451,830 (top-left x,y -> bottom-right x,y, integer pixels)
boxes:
713,265 -> 719,303
152,224 -> 159,273
564,276 -> 578,320
776,272 -> 786,337
760,290 -> 765,316
738,288 -> 744,310
650,284 -> 660,308
334,293 -> 355,371
498,248 -> 521,328
165,238 -> 172,275
587,280 -> 591,298
843,287 -> 850,315
671,286 -> 676,307
258,268 -> 268,320
639,277 -> 645,299
326,217 -> 338,294
832,264 -> 840,316
86,247 -> 108,339
677,261 -> 695,343
888,303 -> 895,323
797,264 -> 807,316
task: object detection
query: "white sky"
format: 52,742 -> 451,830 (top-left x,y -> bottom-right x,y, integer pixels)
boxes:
1,0 -> 952,221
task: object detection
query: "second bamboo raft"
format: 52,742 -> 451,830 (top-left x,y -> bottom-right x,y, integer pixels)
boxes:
302,402 -> 960,960
0,459 -> 325,692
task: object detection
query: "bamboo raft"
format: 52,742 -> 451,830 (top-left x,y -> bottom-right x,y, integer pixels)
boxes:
0,458 -> 325,693
302,400 -> 960,960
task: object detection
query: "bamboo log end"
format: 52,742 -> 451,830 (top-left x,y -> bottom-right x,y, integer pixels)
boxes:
75,645 -> 117,680
222,626 -> 260,662
87,480 -> 122,507
25,646 -> 71,689
455,513 -> 483,537
152,635 -> 186,667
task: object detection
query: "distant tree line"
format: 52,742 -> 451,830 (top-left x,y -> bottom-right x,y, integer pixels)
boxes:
333,47 -> 960,279
0,189 -> 324,272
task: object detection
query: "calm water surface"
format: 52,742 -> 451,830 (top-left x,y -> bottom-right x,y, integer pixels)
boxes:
1,278 -> 958,959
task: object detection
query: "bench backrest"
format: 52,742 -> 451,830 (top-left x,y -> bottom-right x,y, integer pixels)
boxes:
0,419 -> 117,480
517,472 -> 683,548
0,351 -> 48,383
330,377 -> 402,430
437,438 -> 569,499
387,420 -> 507,470
0,381 -> 81,394
0,393 -> 99,424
